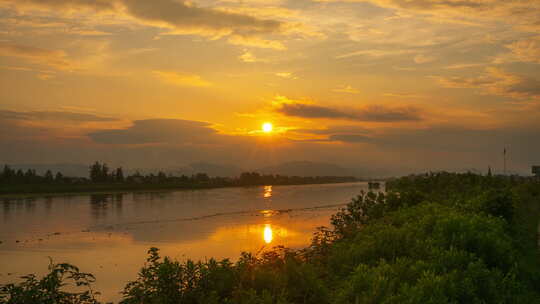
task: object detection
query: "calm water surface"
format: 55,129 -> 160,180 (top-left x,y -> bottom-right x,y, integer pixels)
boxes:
0,182 -> 369,302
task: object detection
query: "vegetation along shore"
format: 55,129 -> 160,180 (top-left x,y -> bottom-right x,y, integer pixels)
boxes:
0,162 -> 359,197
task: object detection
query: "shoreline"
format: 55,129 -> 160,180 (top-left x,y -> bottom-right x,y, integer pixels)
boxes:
0,180 -> 369,200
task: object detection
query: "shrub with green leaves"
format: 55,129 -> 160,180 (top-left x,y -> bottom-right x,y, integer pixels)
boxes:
0,261 -> 100,304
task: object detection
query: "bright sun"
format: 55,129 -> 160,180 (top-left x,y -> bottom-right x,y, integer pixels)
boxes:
262,122 -> 273,133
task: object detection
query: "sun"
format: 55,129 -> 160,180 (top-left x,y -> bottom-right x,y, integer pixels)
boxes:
262,122 -> 273,133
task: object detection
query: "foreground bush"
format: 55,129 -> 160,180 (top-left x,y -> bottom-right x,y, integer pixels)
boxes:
1,173 -> 539,303
0,262 -> 100,304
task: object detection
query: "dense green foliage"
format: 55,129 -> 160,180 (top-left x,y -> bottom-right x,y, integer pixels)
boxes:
0,163 -> 357,195
0,261 -> 100,304
1,172 -> 539,303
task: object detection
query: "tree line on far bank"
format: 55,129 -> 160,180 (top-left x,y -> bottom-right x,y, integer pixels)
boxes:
0,162 -> 358,190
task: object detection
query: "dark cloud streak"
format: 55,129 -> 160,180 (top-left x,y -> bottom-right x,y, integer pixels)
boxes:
278,103 -> 422,122
122,0 -> 282,36
88,119 -> 219,145
0,110 -> 117,122
3,0 -> 115,10
2,0 -> 284,38
435,68 -> 540,100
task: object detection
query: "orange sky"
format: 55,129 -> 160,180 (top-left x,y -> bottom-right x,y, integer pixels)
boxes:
0,0 -> 539,175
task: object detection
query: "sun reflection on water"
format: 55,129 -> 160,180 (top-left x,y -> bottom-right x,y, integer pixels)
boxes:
260,209 -> 277,217
263,224 -> 273,244
263,185 -> 272,198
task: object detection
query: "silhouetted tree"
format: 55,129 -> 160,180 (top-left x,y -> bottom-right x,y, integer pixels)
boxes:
1,165 -> 14,183
115,167 -> 125,182
240,172 -> 261,185
55,172 -> 64,182
102,163 -> 110,181
90,161 -> 111,182
44,170 -> 54,182
16,169 -> 24,181
194,173 -> 210,183
1,161 -> 357,191
90,162 -> 102,182
157,171 -> 167,183
24,169 -> 36,183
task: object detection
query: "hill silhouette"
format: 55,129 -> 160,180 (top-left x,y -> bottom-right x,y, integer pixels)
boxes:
258,161 -> 356,177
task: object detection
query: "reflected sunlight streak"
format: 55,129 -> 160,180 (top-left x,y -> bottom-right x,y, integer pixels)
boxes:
263,185 -> 272,198
263,224 -> 273,244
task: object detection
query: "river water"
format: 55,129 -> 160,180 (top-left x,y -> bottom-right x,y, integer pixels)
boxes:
0,182 -> 369,302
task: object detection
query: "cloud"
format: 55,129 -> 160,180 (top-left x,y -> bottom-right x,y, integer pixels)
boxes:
277,102 -> 422,122
329,134 -> 374,143
317,0 -> 540,33
383,92 -> 426,98
505,37 -> 540,64
122,0 -> 282,36
294,125 -> 371,135
354,105 -> 423,122
414,54 -> 436,64
88,119 -> 220,145
1,0 -> 287,48
278,103 -> 349,119
443,63 -> 485,70
275,72 -> 297,79
357,0 -> 495,11
239,50 -> 261,63
336,49 -> 415,59
333,85 -> 360,94
1,0 -> 115,11
2,111 -> 539,174
0,42 -> 72,70
227,35 -> 286,50
37,73 -> 54,80
152,71 -> 212,87
318,0 -> 531,19
327,124 -> 540,161
0,109 -> 117,122
0,109 -> 121,145
434,67 -> 540,100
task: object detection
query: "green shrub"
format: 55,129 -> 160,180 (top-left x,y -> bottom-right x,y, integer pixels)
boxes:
0,261 -> 100,304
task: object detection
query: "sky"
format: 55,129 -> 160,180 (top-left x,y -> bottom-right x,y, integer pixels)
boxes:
0,0 -> 539,175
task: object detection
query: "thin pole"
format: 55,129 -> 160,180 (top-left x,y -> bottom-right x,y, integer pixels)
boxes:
503,148 -> 507,175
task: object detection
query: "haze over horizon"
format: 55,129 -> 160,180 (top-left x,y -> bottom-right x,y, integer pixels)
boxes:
1,0 -> 539,175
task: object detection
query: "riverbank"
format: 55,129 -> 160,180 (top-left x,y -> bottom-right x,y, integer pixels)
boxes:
0,179 -> 364,199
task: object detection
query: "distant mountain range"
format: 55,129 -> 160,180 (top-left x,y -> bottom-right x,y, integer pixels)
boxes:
169,162 -> 243,177
257,161 -> 355,177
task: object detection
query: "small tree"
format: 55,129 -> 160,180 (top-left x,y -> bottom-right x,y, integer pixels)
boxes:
15,169 -> 24,182
89,162 -> 102,183
195,173 -> 209,183
157,171 -> 167,183
55,172 -> 64,182
44,170 -> 54,183
24,169 -> 36,183
115,167 -> 125,182
102,164 -> 109,181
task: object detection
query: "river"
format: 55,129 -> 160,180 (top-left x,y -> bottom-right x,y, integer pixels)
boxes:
0,182 -> 369,302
